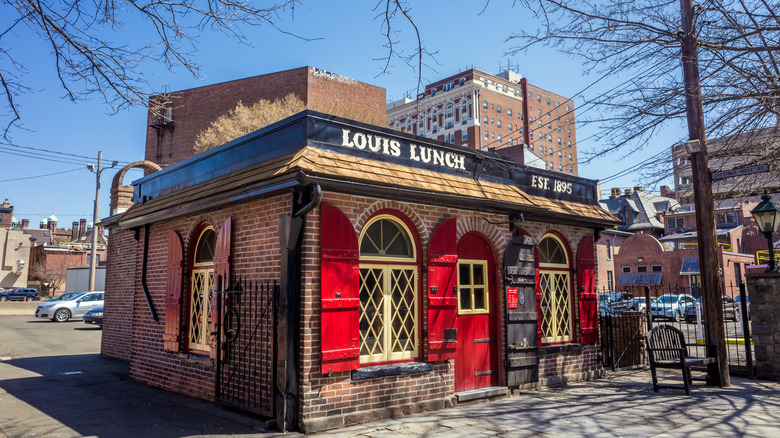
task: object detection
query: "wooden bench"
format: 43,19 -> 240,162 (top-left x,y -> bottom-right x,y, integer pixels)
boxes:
645,325 -> 719,395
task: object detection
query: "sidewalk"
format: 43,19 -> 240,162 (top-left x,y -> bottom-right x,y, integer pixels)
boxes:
312,370 -> 780,437
2,346 -> 779,437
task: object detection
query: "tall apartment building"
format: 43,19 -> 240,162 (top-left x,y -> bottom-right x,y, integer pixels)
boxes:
672,127 -> 780,204
387,68 -> 578,175
145,67 -> 387,168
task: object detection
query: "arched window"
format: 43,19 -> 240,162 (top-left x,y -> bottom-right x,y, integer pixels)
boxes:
358,215 -> 418,364
189,226 -> 215,352
538,234 -> 572,344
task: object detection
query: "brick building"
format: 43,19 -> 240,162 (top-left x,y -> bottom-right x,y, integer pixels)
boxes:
145,67 -> 387,168
672,127 -> 780,204
614,232 -> 753,297
387,68 -> 578,175
596,229 -> 633,293
101,111 -> 617,432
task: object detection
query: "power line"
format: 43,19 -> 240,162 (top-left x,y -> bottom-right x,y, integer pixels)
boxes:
0,141 -> 131,166
0,167 -> 83,183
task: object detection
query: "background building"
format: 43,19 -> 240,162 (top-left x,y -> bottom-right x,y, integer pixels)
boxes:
145,66 -> 387,168
1,200 -> 31,288
387,68 -> 578,175
672,127 -> 780,204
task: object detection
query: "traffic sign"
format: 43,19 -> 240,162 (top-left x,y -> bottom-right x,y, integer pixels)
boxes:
711,164 -> 770,181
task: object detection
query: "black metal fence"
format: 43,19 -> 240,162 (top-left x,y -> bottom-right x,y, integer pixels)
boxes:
599,282 -> 754,377
215,278 -> 278,416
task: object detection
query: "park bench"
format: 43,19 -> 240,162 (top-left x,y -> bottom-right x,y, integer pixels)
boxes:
645,325 -> 719,395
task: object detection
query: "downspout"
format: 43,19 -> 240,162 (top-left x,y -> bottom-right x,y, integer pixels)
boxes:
276,183 -> 321,432
142,224 -> 159,322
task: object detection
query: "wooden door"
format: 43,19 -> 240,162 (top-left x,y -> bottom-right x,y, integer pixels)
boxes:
455,233 -> 499,392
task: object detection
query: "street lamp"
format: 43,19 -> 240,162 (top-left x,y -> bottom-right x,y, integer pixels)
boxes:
750,194 -> 780,272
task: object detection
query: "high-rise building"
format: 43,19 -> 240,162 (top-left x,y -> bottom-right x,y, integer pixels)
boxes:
387,68 -> 578,175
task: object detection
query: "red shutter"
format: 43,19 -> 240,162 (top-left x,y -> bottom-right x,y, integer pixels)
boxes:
427,218 -> 458,361
320,204 -> 360,374
164,230 -> 183,352
577,235 -> 599,343
210,217 -> 232,359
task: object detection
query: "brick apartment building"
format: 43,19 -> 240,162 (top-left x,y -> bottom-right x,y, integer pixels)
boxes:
387,68 -> 578,175
101,105 -> 618,432
145,66 -> 387,168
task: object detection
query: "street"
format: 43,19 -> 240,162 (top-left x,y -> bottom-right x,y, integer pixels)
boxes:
0,316 -> 287,438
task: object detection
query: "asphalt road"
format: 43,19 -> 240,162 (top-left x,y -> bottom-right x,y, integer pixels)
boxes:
0,315 -> 287,438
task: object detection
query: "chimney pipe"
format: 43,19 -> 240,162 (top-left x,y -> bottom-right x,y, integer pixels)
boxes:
79,219 -> 87,239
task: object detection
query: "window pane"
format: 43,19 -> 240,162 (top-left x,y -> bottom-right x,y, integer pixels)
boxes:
473,264 -> 484,285
391,269 -> 416,353
473,288 -> 486,310
539,236 -> 566,265
459,264 -> 471,285
460,287 -> 472,310
360,218 -> 413,259
194,229 -> 216,264
360,268 -> 385,356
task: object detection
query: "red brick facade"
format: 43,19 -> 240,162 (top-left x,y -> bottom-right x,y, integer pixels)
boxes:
104,189 -> 602,432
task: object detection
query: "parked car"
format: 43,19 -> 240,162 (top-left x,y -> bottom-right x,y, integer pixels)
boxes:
83,307 -> 103,328
683,296 -> 740,323
622,296 -> 656,313
650,293 -> 696,321
43,292 -> 81,302
734,294 -> 750,320
0,288 -> 40,301
35,291 -> 104,322
599,292 -> 633,314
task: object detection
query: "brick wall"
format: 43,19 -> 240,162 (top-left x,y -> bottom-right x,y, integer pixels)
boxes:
101,229 -> 138,361
105,189 -> 602,432
145,67 -> 386,168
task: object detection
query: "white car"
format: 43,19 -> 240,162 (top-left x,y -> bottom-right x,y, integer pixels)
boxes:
35,291 -> 104,322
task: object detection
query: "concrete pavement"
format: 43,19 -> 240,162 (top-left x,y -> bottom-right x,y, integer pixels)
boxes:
311,370 -> 780,437
2,314 -> 779,437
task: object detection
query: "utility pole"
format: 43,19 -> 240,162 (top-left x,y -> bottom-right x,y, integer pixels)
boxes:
87,151 -> 117,292
679,0 -> 729,387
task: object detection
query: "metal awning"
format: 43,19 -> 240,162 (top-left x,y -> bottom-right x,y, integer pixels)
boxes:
617,273 -> 663,286
680,258 -> 700,275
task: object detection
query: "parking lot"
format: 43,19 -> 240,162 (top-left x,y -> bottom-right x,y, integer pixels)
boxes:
0,315 -> 285,438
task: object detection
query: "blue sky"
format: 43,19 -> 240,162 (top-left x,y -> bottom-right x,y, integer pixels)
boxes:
1,0 -> 682,226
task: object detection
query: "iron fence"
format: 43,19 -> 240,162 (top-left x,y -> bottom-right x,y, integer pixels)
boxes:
215,277 -> 278,416
599,282 -> 755,377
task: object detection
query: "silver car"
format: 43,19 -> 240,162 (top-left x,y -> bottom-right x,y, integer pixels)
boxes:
35,291 -> 104,322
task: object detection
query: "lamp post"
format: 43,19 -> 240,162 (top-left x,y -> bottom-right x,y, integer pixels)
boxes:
87,151 -> 118,291
751,194 -> 780,272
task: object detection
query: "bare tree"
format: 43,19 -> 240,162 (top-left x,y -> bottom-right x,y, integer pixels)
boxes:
31,252 -> 82,294
1,0 -> 305,135
507,0 -> 780,194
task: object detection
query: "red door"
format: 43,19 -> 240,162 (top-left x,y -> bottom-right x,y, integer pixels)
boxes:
455,233 -> 499,392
